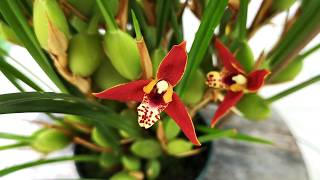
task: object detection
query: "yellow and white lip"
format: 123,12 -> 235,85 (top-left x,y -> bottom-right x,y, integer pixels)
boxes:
156,80 -> 169,94
230,74 -> 247,92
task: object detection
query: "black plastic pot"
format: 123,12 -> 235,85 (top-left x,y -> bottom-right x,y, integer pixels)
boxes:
74,115 -> 214,180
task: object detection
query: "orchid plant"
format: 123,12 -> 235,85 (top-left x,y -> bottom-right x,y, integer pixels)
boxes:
0,0 -> 319,179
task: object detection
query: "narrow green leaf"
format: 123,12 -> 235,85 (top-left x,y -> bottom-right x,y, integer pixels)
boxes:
266,74 -> 320,103
96,0 -> 117,31
156,0 -> 170,46
269,0 -> 320,68
1,70 -> 25,92
0,142 -> 28,151
236,0 -> 249,41
177,0 -> 228,96
131,10 -> 142,41
0,132 -> 32,142
198,129 -> 237,143
0,92 -> 141,140
0,0 -> 67,92
0,56 -> 43,91
197,125 -> 273,145
0,155 -> 99,177
231,134 -> 273,145
170,5 -> 183,42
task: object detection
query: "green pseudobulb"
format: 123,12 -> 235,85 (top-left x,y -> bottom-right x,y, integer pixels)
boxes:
167,139 -> 193,156
271,57 -> 303,83
68,33 -> 104,77
93,57 -> 128,90
131,139 -> 162,159
103,30 -> 141,80
146,159 -> 161,179
32,128 -> 71,153
182,69 -> 206,105
237,94 -> 271,121
33,0 -> 70,50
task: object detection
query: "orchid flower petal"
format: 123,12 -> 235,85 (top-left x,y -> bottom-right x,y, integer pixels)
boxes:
247,69 -> 270,92
211,91 -> 243,127
137,94 -> 168,129
214,38 -> 245,74
93,80 -> 151,102
157,41 -> 187,87
165,93 -> 201,146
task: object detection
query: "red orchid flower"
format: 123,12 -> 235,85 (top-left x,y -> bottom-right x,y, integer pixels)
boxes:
206,39 -> 270,127
93,41 -> 200,146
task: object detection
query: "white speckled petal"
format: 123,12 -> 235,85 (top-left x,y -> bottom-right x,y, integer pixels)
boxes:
137,94 -> 167,129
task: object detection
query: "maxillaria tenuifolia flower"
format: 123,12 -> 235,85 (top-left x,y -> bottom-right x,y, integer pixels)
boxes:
33,0 -> 70,51
94,41 -> 200,146
68,33 -> 103,77
207,39 -> 270,127
103,30 -> 142,80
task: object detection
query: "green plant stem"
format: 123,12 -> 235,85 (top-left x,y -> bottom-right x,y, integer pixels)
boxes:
266,75 -> 320,103
299,43 -> 320,59
0,142 -> 28,151
0,155 -> 99,177
0,132 -> 32,142
96,0 -> 117,31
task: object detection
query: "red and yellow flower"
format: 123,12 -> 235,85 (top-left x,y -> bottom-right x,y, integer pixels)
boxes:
206,39 -> 270,127
93,41 -> 200,146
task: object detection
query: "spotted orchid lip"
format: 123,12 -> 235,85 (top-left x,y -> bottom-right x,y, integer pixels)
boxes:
93,41 -> 201,146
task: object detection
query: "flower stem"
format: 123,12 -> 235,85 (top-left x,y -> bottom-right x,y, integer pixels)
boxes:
266,75 -> 320,103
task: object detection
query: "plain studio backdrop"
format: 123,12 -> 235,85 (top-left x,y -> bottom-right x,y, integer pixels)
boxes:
0,0 -> 319,179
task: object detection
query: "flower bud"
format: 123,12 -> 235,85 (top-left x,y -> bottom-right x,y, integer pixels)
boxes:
121,155 -> 141,171
93,58 -> 128,90
237,94 -> 271,121
167,139 -> 193,156
92,127 -> 110,148
145,159 -> 161,179
31,128 -> 71,153
235,41 -> 254,73
271,0 -> 296,12
151,48 -> 166,75
68,33 -> 103,77
0,21 -> 21,45
33,0 -> 70,50
130,139 -> 162,159
271,58 -> 303,83
103,30 -> 141,80
110,171 -> 136,180
182,69 -> 206,105
99,152 -> 120,168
